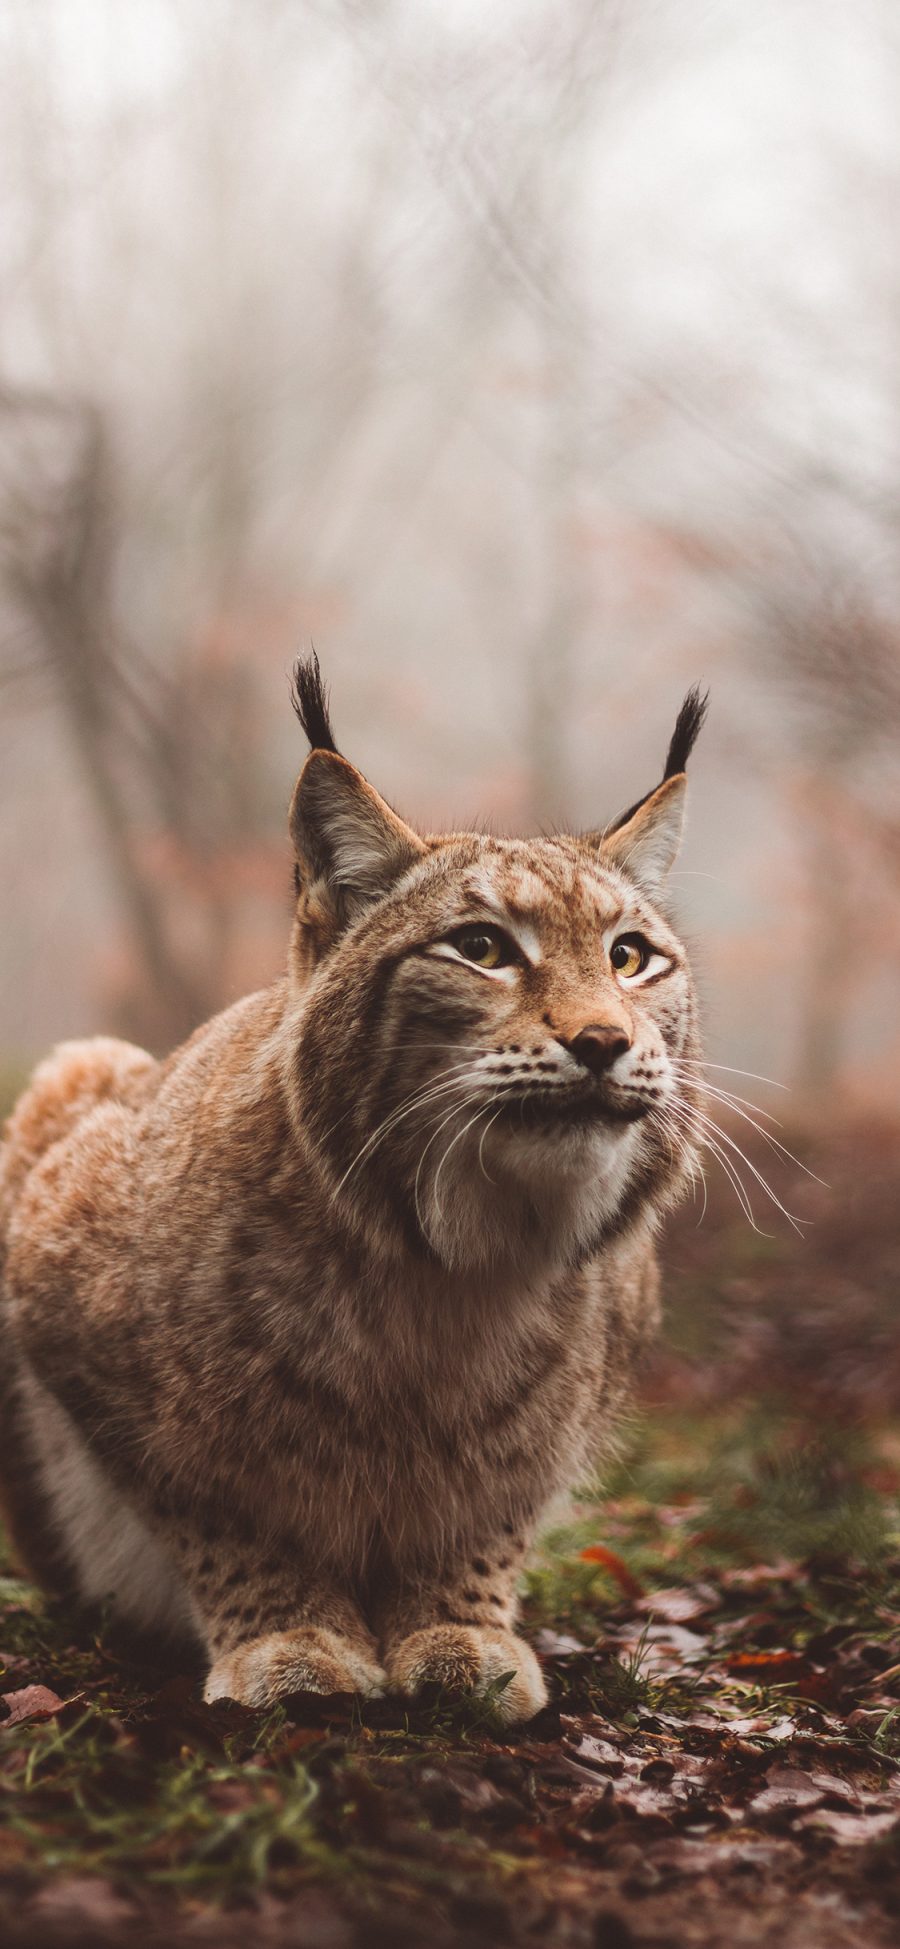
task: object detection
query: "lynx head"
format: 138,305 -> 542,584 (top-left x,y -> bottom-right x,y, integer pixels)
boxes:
286,657 -> 706,1277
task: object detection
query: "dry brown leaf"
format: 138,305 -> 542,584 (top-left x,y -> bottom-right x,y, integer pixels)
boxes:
0,1683 -> 75,1724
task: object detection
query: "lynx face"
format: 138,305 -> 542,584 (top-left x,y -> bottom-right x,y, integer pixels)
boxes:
288,692 -> 704,1275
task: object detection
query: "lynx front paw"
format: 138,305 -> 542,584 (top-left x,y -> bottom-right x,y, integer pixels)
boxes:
204,1626 -> 386,1707
385,1623 -> 547,1725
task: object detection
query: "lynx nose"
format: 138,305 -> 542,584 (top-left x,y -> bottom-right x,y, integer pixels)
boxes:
568,1023 -> 632,1077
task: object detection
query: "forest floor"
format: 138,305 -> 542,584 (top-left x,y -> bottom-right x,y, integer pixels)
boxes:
1,1117 -> 898,1948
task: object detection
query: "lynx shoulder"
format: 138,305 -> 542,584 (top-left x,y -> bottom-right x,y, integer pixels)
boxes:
0,664 -> 707,1722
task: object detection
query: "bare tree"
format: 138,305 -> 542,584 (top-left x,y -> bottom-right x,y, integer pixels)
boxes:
0,386 -> 215,1041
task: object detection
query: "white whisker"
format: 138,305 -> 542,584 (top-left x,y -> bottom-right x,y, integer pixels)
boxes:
670,1061 -> 782,1125
317,1055 -> 476,1151
413,1096 -> 481,1235
673,1100 -> 805,1235
693,1155 -> 709,1227
700,1061 -> 788,1091
431,1097 -> 501,1224
477,1105 -> 505,1186
691,1125 -> 763,1230
665,1100 -> 768,1232
671,1060 -> 828,1190
334,1066 -> 478,1195
694,1084 -> 827,1189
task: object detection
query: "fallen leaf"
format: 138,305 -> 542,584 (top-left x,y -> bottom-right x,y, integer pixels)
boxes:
846,1707 -> 894,1734
807,1769 -> 861,1804
535,1629 -> 588,1657
725,1715 -> 798,1742
797,1806 -> 900,1844
0,1684 -> 72,1724
645,1709 -> 722,1732
579,1546 -> 644,1598
725,1650 -> 811,1677
25,1878 -> 137,1927
636,1585 -> 718,1624
720,1562 -> 803,1590
565,1732 -> 625,1776
634,1622 -> 711,1668
748,1766 -> 826,1816
644,1835 -> 801,1876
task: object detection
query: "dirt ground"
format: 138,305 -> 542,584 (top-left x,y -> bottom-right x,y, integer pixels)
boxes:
2,1118 -> 898,1948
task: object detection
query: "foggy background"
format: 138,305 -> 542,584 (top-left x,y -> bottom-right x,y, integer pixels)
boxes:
2,0 -> 899,1123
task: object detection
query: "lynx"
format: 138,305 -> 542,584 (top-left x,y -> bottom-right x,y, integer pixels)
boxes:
0,663 -> 706,1723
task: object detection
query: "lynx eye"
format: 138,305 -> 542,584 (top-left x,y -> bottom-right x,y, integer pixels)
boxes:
610,935 -> 649,980
450,925 -> 513,970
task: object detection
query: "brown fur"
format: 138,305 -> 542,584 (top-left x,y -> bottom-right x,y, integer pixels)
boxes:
0,687 -> 703,1722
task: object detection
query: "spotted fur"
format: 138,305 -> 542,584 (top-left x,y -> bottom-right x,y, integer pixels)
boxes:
0,673 -> 705,1723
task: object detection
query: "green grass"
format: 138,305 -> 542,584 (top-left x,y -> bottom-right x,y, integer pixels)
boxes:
524,1402 -> 898,1630
0,1701 -> 335,1897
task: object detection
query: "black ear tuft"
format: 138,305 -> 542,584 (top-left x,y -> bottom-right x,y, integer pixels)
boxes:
603,683 -> 708,837
663,683 -> 709,780
291,652 -> 339,754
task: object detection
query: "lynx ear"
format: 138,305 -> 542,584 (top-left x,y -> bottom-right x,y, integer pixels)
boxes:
290,750 -> 425,928
590,685 -> 708,900
600,772 -> 686,898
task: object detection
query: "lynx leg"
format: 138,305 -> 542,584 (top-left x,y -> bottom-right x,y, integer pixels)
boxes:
205,1623 -> 385,1707
380,1534 -> 546,1725
4,1369 -> 384,1703
174,1542 -> 386,1706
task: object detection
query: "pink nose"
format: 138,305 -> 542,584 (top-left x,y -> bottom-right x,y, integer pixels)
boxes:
567,1023 -> 632,1077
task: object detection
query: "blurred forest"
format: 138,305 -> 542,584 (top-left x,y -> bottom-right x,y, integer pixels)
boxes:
1,0 -> 899,1116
